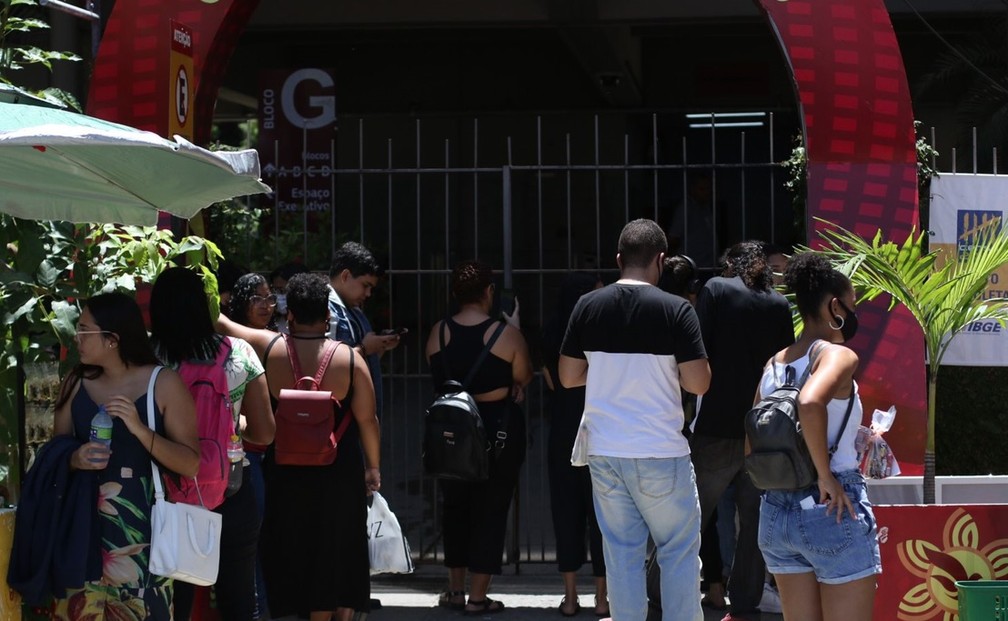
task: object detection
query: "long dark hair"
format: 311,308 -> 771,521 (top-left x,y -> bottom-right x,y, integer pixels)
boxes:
149,267 -> 222,366
55,292 -> 160,410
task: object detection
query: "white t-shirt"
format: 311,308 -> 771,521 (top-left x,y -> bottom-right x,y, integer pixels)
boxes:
561,282 -> 707,459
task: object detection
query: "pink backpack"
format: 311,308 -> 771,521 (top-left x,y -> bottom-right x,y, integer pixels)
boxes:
273,337 -> 353,466
166,338 -> 234,509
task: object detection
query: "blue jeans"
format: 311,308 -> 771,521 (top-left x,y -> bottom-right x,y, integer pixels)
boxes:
589,456 -> 702,621
759,469 -> 881,584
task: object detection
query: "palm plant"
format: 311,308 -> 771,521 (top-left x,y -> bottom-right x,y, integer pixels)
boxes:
815,218 -> 1008,503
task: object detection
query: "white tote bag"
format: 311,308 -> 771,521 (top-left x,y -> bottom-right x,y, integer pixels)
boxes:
144,367 -> 223,586
367,492 -> 414,576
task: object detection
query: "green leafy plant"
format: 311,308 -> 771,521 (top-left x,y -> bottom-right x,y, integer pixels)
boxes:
0,0 -> 82,109
814,218 -> 1008,503
0,217 -> 222,498
782,123 -> 939,244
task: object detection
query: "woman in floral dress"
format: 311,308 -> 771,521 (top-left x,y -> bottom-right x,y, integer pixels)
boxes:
52,292 -> 200,621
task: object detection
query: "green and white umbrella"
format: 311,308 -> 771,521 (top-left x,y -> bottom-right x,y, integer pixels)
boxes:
0,100 -> 270,226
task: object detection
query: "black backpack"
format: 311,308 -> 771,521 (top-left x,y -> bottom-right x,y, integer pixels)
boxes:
744,340 -> 854,491
423,320 -> 507,481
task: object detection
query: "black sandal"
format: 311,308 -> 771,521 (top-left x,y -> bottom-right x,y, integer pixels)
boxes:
439,590 -> 466,611
593,595 -> 609,617
465,597 -> 505,615
559,597 -> 580,617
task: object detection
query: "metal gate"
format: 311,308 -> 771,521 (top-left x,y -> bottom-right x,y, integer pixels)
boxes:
258,109 -> 800,566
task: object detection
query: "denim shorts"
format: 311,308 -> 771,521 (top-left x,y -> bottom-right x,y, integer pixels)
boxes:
758,469 -> 881,584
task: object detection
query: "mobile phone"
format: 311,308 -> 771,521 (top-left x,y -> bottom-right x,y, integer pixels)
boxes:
499,288 -> 516,316
379,327 -> 408,336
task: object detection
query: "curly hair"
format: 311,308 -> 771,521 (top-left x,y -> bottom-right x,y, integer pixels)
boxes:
228,272 -> 276,330
723,240 -> 773,291
784,252 -> 852,319
286,272 -> 331,325
451,260 -> 494,305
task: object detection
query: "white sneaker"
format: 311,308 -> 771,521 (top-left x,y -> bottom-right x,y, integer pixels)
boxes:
759,582 -> 782,614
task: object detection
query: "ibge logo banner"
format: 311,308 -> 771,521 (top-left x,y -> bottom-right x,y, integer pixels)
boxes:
957,210 -> 1006,334
957,210 -> 1002,257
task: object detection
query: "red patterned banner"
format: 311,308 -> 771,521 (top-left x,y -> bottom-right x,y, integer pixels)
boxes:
756,0 -> 927,472
874,504 -> 1008,620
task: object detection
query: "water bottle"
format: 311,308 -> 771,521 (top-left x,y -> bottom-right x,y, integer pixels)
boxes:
226,434 -> 244,495
89,405 -> 113,448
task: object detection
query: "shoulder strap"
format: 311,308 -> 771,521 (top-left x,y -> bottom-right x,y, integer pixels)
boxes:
461,321 -> 507,391
795,339 -> 825,389
263,333 -> 283,364
438,320 -> 451,380
282,334 -> 303,379
334,345 -> 356,442
214,335 -> 232,366
313,339 -> 340,386
828,388 -> 857,457
346,344 -> 355,397
145,367 -> 167,501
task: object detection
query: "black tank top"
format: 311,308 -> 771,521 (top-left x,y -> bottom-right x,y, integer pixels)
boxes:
429,317 -> 512,395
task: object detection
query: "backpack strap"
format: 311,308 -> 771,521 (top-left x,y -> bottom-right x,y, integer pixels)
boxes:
282,334 -> 303,379
792,339 -> 857,460
313,339 -> 340,387
794,339 -> 826,389
828,390 -> 857,459
438,319 -> 507,391
460,321 -> 507,392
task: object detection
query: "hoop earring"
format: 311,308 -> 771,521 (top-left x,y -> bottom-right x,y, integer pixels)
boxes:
829,315 -> 845,331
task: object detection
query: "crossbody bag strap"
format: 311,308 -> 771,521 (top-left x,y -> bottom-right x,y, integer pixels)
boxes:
460,320 -> 507,392
145,366 -> 166,501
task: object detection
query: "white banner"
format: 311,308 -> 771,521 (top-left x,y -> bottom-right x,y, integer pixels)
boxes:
929,173 -> 1008,366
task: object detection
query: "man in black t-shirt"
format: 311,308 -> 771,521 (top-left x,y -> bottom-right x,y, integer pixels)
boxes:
559,219 -> 711,621
691,241 -> 794,621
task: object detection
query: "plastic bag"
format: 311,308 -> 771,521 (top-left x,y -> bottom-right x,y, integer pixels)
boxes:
367,492 -> 414,575
855,405 -> 901,479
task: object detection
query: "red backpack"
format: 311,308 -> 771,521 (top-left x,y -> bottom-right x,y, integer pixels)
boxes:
273,336 -> 354,466
167,337 -> 234,509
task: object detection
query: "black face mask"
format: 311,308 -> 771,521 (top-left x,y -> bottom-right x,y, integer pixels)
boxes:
835,300 -> 859,342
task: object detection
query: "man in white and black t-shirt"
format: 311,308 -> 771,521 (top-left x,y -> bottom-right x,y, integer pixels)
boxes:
559,219 -> 711,621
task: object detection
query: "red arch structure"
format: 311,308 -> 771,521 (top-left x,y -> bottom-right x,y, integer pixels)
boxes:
755,0 -> 926,472
86,0 -> 926,466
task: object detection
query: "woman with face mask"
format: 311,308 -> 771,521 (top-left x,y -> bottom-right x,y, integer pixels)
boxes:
753,252 -> 880,621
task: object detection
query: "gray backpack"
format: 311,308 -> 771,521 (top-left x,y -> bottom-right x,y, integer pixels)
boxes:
744,341 -> 854,491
